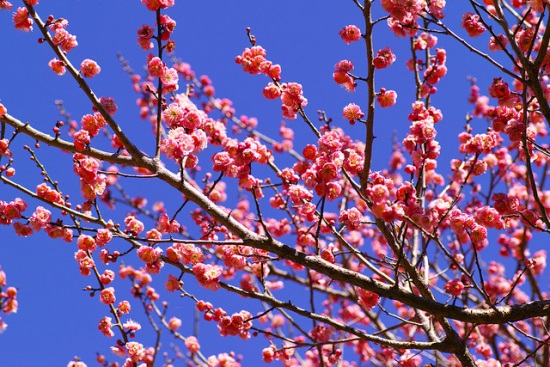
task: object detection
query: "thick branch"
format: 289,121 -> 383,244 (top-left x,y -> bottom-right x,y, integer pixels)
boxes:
1,113 -> 135,167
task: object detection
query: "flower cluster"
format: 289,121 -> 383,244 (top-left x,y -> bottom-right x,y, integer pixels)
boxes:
235,46 -> 281,80
136,245 -> 164,274
333,60 -> 356,92
73,113 -> 108,152
49,16 -> 78,52
262,345 -> 295,364
136,24 -> 154,50
166,242 -> 204,267
448,209 -> 490,250
211,136 -> 270,195
0,268 -> 17,333
382,0 -> 440,37
160,95 -> 210,165
218,310 -> 253,339
12,7 -> 32,31
339,207 -> 364,231
158,14 -> 176,41
125,341 -> 146,363
488,77 -> 517,107
458,131 -> 501,155
35,183 -> 65,206
75,250 -> 95,276
161,126 -> 205,163
14,195 -> 72,240
98,96 -> 118,116
0,197 -> 26,225
192,263 -> 223,291
73,154 -> 107,201
147,56 -> 179,93
5,1 -> 550,365
280,82 -> 308,119
424,48 -> 448,89
236,45 -> 313,120
402,101 -> 443,183
462,12 -> 486,37
289,129 -> 355,202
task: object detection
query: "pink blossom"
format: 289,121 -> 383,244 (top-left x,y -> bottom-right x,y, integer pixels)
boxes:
97,316 -> 114,337
280,82 -> 308,119
262,82 -> 281,100
218,310 -> 253,339
141,0 -> 174,11
168,317 -> 182,331
13,222 -> 32,237
80,114 -> 100,137
99,287 -> 116,305
377,88 -> 397,108
13,7 -> 32,31
125,215 -> 144,235
0,1 -> 13,10
48,58 -> 66,75
185,336 -> 200,353
488,34 -> 509,51
162,103 -> 184,127
126,341 -> 146,362
99,96 -> 117,116
161,67 -> 179,92
445,279 -> 465,296
462,12 -> 485,37
161,127 -> 197,160
373,47 -> 396,69
0,317 -> 7,333
113,302 -> 129,316
80,59 -> 101,78
399,350 -> 422,367
193,263 -> 222,291
137,246 -> 162,263
95,228 -> 112,247
339,25 -> 362,44
52,29 -> 78,51
357,288 -> 380,310
342,103 -> 364,124
235,46 -> 269,75
99,270 -> 115,285
29,206 -> 51,231
181,109 -> 204,130
75,250 -> 95,276
123,319 -> 141,332
73,129 -> 90,152
333,60 -> 356,91
77,234 -> 97,252
0,268 -> 5,287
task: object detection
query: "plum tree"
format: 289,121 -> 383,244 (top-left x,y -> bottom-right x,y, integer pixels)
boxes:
1,1 -> 550,366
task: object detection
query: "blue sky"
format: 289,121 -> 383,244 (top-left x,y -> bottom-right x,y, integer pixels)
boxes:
0,1 -> 514,366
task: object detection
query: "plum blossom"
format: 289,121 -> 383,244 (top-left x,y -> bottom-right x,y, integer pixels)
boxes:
339,25 -> 361,44
80,59 -> 101,78
13,7 -> 32,31
377,88 -> 397,107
